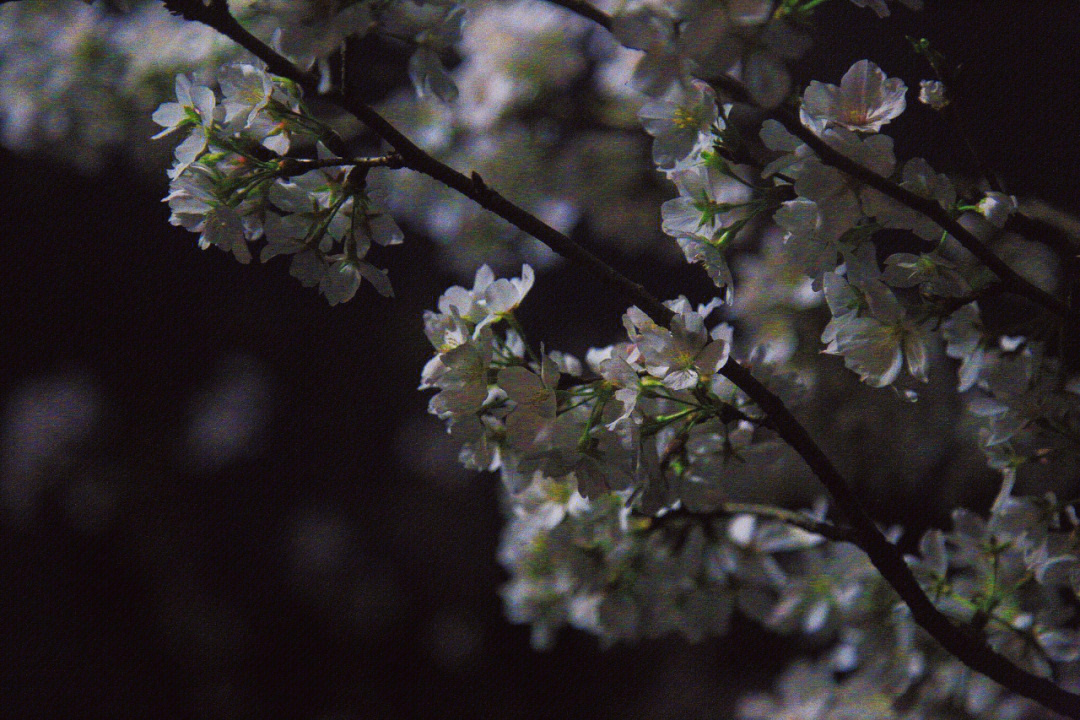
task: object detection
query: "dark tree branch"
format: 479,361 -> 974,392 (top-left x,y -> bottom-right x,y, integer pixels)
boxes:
158,1 -> 1080,715
543,0 -> 612,30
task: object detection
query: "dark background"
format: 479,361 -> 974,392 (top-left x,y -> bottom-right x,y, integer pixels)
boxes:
4,2 -> 1080,718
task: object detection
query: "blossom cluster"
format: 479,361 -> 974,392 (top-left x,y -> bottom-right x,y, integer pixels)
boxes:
0,0 -> 938,278
144,5 -> 1080,714
632,48 -> 1079,487
154,65 -> 403,303
412,25 -> 1080,715
610,38 -> 1080,713
247,0 -> 467,101
421,263 -> 1080,717
365,0 -> 655,273
0,0 -> 926,268
742,492 -> 1080,720
418,262 -> 743,496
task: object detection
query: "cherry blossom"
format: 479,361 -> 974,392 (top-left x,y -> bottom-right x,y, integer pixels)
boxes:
800,59 -> 907,134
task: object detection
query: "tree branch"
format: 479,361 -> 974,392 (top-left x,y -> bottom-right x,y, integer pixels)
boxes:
158,1 -> 1080,715
276,153 -> 404,177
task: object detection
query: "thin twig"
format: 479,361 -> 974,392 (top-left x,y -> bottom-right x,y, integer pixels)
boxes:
277,153 -> 404,177
158,1 -> 1080,715
913,41 -> 1006,194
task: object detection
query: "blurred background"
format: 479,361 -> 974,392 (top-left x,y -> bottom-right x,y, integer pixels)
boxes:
4,1 -> 1080,718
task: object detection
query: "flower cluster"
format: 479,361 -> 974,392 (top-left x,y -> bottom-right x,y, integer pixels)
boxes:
154,65 -> 404,303
942,305 -> 1080,475
247,0 -> 466,100
419,264 -> 748,501
436,34 -> 1080,718
631,53 -> 1058,415
907,492 -> 1080,681
414,255 -> 1080,713
365,0 -> 664,273
611,0 -> 810,108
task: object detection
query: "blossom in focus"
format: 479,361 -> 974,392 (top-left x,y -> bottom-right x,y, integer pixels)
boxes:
976,191 -> 1018,228
153,74 -> 219,179
436,264 -> 536,335
824,315 -> 930,387
622,302 -> 731,391
800,59 -> 907,134
163,165 -> 252,263
498,356 -> 561,452
661,163 -> 755,242
638,79 -> 718,169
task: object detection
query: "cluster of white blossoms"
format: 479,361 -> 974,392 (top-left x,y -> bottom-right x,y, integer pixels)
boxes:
733,491 -> 1080,719
155,65 -> 403,302
362,0 -> 673,273
418,262 -> 745,497
250,0 -> 467,99
0,0 -> 930,267
416,267 -> 1080,716
416,265 -> 839,650
589,17 -> 1080,714
610,0 -> 810,108
417,266 -> 1080,717
907,494 -> 1080,680
765,60 -> 1080,499
635,58 -> 965,390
